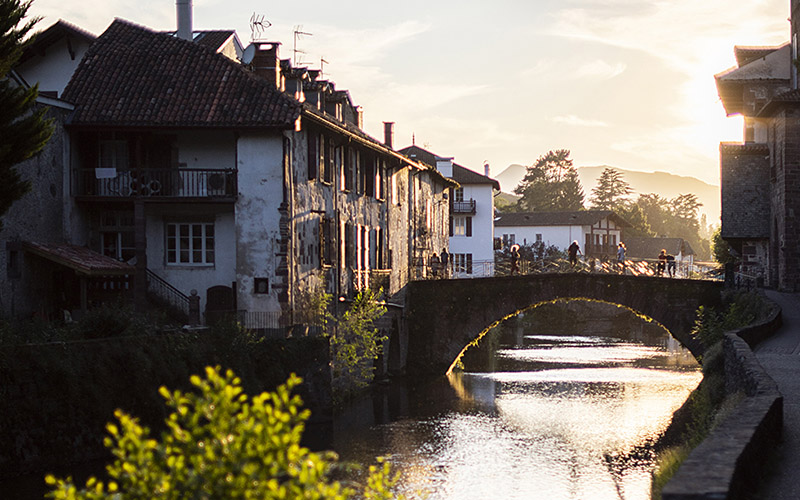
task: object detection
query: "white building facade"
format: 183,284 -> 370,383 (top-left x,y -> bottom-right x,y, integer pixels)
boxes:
399,146 -> 500,277
494,211 -> 629,258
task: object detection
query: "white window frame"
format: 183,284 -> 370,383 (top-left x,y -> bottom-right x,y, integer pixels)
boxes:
454,217 -> 467,236
166,222 -> 215,266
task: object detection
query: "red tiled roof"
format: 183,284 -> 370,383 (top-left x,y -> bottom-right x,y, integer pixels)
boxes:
192,30 -> 236,51
398,145 -> 500,189
62,19 -> 300,128
23,241 -> 134,276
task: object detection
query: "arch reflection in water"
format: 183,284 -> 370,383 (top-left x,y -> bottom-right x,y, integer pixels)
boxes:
333,329 -> 701,500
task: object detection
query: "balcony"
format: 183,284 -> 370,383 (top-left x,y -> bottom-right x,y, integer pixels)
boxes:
73,168 -> 237,201
452,199 -> 476,214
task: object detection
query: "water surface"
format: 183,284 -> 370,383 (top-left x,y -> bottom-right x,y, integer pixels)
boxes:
331,334 -> 701,500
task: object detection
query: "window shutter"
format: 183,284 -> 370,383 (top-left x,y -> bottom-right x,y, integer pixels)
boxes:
449,216 -> 454,237
466,216 -> 472,237
466,254 -> 473,274
307,132 -> 317,180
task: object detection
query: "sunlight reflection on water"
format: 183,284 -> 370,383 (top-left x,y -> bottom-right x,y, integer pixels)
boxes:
337,335 -> 701,500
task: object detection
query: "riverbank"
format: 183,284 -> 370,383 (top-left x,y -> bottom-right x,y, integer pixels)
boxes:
660,292 -> 783,499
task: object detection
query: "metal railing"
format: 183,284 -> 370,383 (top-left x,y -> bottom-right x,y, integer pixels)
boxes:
452,199 -> 477,214
146,269 -> 190,319
73,168 -> 237,199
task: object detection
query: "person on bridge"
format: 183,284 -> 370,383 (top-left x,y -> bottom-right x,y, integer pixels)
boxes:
510,244 -> 520,275
657,249 -> 667,276
617,242 -> 626,274
568,240 -> 581,267
440,248 -> 449,278
430,252 -> 441,278
666,253 -> 676,277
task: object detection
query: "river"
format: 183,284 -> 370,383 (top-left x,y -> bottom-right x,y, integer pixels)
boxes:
326,328 -> 702,500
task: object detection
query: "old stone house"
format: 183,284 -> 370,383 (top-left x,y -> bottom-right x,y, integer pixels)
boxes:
715,0 -> 800,290
2,16 -> 452,327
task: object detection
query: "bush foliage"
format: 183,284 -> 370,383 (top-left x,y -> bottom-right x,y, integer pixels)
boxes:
46,367 -> 401,499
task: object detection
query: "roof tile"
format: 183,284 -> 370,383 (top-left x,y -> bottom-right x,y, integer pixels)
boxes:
62,19 -> 300,128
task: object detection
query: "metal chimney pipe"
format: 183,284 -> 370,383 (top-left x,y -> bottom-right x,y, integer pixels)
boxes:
484,162 -> 490,177
176,0 -> 193,41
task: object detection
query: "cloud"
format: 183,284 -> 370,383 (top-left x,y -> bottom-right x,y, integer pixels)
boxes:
553,115 -> 609,127
575,60 -> 627,79
523,58 -> 626,81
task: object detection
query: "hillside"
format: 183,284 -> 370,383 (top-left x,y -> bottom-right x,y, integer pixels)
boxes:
494,164 -> 720,223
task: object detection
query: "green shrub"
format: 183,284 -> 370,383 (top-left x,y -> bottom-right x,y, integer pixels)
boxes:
46,367 -> 401,500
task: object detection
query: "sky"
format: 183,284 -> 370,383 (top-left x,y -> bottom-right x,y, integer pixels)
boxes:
26,0 -> 792,187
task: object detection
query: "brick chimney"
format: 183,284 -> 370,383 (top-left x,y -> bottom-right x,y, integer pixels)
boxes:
252,43 -> 283,89
176,0 -> 193,41
383,122 -> 394,149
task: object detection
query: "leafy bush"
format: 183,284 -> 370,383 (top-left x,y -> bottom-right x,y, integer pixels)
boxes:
46,367 -> 401,499
330,289 -> 387,403
691,291 -> 765,348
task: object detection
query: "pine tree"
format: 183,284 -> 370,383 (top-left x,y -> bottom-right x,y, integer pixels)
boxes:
589,167 -> 632,211
0,0 -> 53,227
513,149 -> 584,211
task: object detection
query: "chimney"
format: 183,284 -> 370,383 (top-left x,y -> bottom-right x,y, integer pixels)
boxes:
484,162 -> 490,177
176,0 -> 193,41
252,43 -> 283,89
383,122 -> 395,149
436,157 -> 454,178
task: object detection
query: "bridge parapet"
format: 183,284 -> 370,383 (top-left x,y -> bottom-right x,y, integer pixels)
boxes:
405,273 -> 724,376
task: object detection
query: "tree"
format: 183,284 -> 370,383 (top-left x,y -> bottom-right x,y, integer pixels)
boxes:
46,367 -> 402,499
589,167 -> 632,211
331,289 -> 387,402
711,226 -> 735,265
618,203 -> 653,239
0,0 -> 53,226
513,149 -> 584,211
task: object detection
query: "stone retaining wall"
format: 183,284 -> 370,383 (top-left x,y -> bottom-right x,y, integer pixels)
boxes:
662,300 -> 783,499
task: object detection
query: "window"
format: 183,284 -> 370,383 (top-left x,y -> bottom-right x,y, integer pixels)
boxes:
254,278 -> 269,294
454,217 -> 466,236
536,233 -> 543,244
307,131 -> 318,181
99,140 -> 128,169
319,217 -> 335,266
167,222 -> 215,265
453,253 -> 473,274
99,211 -> 135,262
454,187 -> 464,202
322,135 -> 335,184
502,233 -> 515,247
391,171 -> 398,205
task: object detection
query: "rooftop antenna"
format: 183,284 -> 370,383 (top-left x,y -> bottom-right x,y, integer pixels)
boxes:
320,57 -> 329,77
249,13 -> 271,42
293,25 -> 312,66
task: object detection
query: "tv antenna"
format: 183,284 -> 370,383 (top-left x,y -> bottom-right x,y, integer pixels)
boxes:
249,13 -> 271,42
293,25 -> 312,66
320,57 -> 329,77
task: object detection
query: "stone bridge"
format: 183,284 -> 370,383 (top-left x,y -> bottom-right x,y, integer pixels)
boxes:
403,273 -> 724,376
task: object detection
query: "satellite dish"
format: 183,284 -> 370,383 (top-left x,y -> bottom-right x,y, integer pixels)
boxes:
242,44 -> 255,64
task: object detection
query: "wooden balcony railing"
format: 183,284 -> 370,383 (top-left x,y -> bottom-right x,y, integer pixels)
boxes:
452,199 -> 476,214
73,168 -> 237,200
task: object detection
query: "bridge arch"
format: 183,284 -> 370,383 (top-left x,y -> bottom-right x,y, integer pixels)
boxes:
447,297 -> 674,375
405,274 -> 723,376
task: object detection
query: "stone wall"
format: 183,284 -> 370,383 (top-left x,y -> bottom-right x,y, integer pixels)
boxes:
720,143 -> 770,240
405,274 -> 723,376
662,299 -> 783,500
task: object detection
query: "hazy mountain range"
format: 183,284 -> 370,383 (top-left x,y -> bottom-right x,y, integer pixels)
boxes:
494,164 -> 721,223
